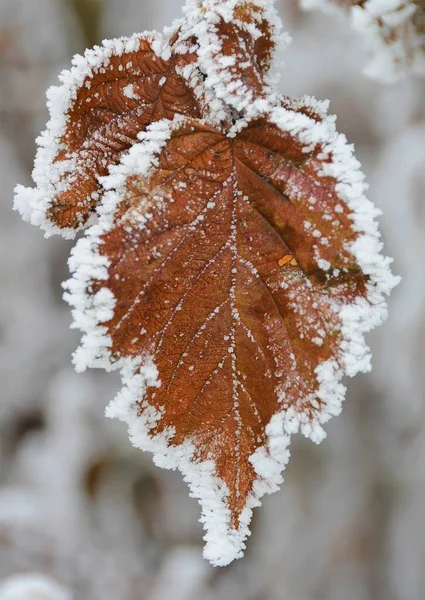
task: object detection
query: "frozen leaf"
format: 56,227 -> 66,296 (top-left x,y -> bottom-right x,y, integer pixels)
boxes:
15,0 -> 399,567
64,103 -> 399,563
302,0 -> 425,82
14,33 -> 202,236
179,0 -> 288,109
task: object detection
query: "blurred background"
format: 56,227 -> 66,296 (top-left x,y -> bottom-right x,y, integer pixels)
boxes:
0,1 -> 424,599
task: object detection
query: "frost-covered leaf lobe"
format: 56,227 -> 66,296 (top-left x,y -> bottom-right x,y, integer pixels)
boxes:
49,37 -> 201,230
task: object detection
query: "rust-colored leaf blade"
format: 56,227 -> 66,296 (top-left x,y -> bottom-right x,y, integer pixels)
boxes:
64,106 -> 397,564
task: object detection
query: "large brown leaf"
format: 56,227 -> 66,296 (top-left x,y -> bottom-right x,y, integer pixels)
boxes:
96,116 -> 366,511
64,104 -> 396,563
16,0 -> 399,567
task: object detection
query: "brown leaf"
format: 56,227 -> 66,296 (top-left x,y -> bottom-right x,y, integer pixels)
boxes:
77,115 -> 367,545
49,36 -> 201,230
211,3 -> 277,97
17,0 -> 399,567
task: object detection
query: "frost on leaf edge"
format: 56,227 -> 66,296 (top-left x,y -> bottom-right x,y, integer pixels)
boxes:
63,105 -> 399,566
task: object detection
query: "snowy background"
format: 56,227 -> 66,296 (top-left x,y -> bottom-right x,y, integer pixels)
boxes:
0,0 -> 424,598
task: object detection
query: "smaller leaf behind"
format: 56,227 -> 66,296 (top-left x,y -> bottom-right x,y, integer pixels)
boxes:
15,33 -> 202,236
